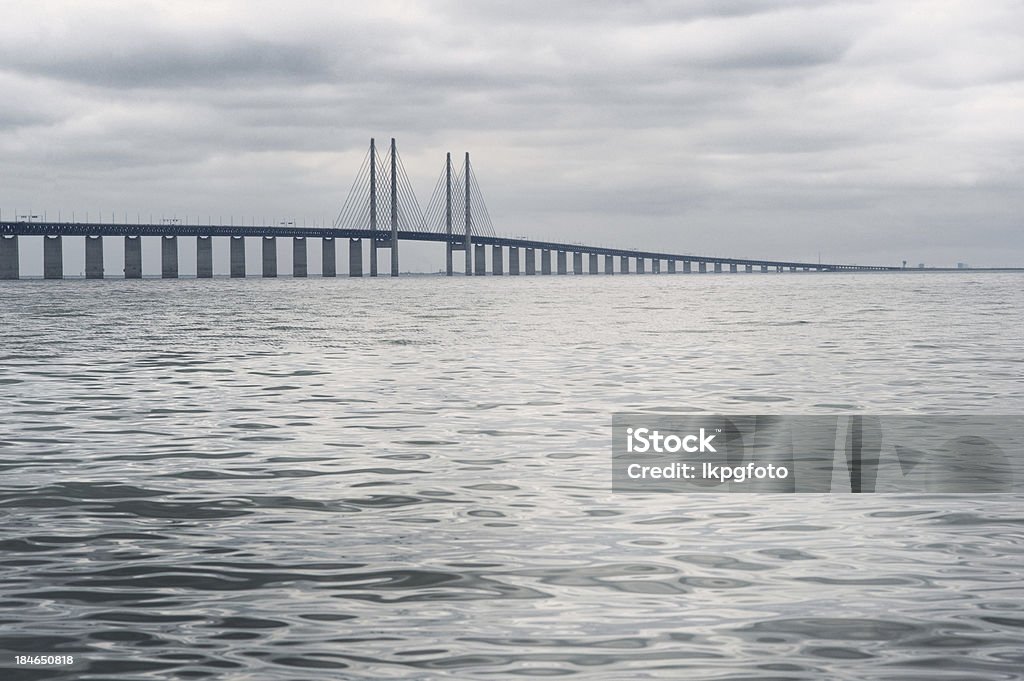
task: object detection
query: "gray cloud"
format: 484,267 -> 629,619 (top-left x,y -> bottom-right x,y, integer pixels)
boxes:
2,37 -> 330,88
1,0 -> 1023,271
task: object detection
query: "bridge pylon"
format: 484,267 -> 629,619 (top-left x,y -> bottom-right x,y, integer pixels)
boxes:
335,137 -> 426,276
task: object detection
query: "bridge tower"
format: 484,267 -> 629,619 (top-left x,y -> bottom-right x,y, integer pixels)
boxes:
445,153 -> 454,275
369,138 -> 378,276
391,138 -> 399,276
368,138 -> 401,276
464,152 -> 472,275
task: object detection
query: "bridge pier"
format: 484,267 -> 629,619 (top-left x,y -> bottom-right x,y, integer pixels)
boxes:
293,237 -> 307,277
683,260 -> 691,273
620,255 -> 629,273
492,245 -> 503,275
652,259 -> 661,274
161,236 -> 178,278
714,262 -> 722,273
230,237 -> 246,277
262,237 -> 277,277
541,249 -> 552,275
777,265 -> 784,273
474,243 -> 487,275
668,259 -> 676,274
589,253 -> 598,274
508,247 -> 519,275
370,239 -> 397,277
43,235 -> 63,279
745,264 -> 752,273
636,257 -> 645,274
197,236 -> 213,278
349,238 -> 363,277
322,238 -> 336,277
446,242 -> 467,276
730,263 -> 737,273
761,265 -> 768,273
0,236 -> 19,279
699,262 -> 707,273
85,236 -> 104,279
572,251 -> 582,274
604,254 -> 613,274
125,236 -> 142,279
557,251 -> 567,275
525,248 -> 536,275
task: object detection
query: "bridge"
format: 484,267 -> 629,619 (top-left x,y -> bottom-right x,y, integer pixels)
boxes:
0,138 -> 899,279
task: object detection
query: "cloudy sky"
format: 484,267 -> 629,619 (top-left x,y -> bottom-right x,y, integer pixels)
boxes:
2,0 -> 1023,271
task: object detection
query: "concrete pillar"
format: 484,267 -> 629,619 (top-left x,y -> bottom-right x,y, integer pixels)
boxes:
762,265 -> 769,273
636,257 -> 645,274
589,253 -> 598,274
474,243 -> 486,275
683,261 -> 691,273
777,265 -> 784,273
230,237 -> 246,278
0,236 -> 19,279
652,259 -> 661,274
349,238 -> 363,277
730,263 -> 738,273
371,238 -> 394,277
699,262 -> 707,273
196,237 -> 213,278
714,262 -> 722,273
508,247 -> 519,275
293,237 -> 307,278
541,249 -> 552,275
604,254 -> 613,274
572,251 -> 582,274
161,236 -> 178,279
667,260 -> 676,274
125,236 -> 142,279
492,245 -> 503,275
262,237 -> 277,277
43,236 -> 63,279
620,256 -> 629,273
85,236 -> 104,279
525,248 -> 536,275
745,264 -> 753,273
322,238 -> 336,277
557,250 -> 567,275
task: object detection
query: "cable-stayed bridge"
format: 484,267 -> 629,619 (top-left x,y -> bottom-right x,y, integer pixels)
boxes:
0,138 -> 900,279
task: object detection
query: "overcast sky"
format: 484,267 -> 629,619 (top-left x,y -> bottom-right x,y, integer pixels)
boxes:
2,0 -> 1023,271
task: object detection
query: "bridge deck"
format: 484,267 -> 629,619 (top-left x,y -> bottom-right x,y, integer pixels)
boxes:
0,222 -> 897,271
